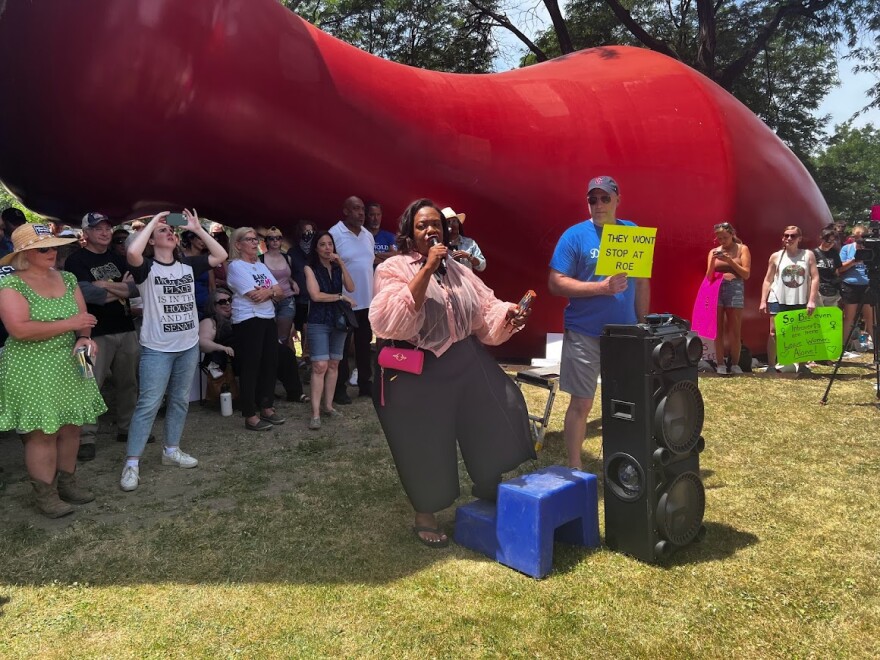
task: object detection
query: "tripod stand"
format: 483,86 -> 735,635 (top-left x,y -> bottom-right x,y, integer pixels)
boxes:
820,281 -> 880,404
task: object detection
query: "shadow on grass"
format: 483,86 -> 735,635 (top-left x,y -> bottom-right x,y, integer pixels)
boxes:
0,594 -> 9,615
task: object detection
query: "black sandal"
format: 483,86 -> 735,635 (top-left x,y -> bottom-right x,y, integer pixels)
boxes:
412,525 -> 449,548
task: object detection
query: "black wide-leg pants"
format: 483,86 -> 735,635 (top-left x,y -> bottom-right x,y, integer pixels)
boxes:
373,336 -> 536,513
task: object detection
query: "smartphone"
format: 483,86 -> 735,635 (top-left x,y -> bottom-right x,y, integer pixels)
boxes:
166,212 -> 187,226
516,290 -> 536,315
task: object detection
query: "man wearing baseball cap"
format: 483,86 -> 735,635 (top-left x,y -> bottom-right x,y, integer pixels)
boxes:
64,212 -> 142,460
547,176 -> 650,469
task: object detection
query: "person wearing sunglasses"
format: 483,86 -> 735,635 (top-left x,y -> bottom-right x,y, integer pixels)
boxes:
111,228 -> 130,258
548,175 -> 650,470
227,226 -> 286,431
64,212 -> 142,461
759,225 -> 819,373
0,223 -> 105,517
706,222 -> 751,374
839,223 -> 875,353
258,226 -> 300,347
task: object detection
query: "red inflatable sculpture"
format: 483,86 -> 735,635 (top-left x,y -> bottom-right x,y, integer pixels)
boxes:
0,0 -> 830,357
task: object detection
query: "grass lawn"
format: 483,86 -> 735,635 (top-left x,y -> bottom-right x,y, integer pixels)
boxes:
1,360 -> 879,658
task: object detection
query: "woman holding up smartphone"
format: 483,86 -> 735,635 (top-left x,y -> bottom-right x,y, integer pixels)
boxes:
120,209 -> 227,492
706,222 -> 751,374
369,199 -> 535,549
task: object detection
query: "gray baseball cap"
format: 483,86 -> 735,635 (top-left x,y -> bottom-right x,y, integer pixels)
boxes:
587,176 -> 619,195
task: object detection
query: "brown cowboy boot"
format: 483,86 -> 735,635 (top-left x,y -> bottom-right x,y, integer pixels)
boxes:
56,469 -> 95,504
30,477 -> 74,518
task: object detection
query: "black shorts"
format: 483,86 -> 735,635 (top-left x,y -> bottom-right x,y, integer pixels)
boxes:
840,282 -> 876,305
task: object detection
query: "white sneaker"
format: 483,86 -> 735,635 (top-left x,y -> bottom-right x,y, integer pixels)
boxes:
729,365 -> 743,374
348,368 -> 358,386
843,351 -> 861,359
161,447 -> 198,468
120,465 -> 139,491
716,365 -> 728,375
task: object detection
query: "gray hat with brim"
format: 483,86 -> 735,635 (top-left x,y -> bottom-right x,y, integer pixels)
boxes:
587,176 -> 619,195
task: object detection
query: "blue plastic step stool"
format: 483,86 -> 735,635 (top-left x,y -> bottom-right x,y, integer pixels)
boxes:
454,465 -> 600,578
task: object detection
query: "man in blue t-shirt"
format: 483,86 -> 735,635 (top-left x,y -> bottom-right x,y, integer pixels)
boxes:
366,202 -> 397,265
548,175 -> 650,469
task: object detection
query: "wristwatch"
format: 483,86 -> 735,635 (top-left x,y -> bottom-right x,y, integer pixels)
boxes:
338,293 -> 343,301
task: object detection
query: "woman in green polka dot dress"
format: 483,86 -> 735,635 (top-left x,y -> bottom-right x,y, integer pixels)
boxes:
0,223 -> 106,517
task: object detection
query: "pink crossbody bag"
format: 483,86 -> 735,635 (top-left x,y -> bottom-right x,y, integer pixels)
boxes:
377,343 -> 424,406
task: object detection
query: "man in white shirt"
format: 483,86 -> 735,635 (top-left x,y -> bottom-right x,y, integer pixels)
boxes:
329,196 -> 375,402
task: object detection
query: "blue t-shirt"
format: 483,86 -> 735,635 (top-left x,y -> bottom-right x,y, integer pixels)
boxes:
373,229 -> 396,255
549,219 -> 638,337
839,242 -> 868,285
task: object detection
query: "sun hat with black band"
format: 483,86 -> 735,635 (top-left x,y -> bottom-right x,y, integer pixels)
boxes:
0,223 -> 77,266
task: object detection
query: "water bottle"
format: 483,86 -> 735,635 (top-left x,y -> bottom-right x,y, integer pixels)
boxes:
860,331 -> 869,352
219,385 -> 233,417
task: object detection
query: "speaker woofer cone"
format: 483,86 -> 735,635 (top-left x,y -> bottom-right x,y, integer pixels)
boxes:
654,380 -> 704,454
605,453 -> 645,502
656,471 -> 705,546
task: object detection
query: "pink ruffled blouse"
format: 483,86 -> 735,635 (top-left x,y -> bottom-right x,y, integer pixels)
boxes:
369,253 -> 517,357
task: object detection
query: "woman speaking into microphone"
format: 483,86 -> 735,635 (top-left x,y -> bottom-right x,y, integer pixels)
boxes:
369,199 -> 535,548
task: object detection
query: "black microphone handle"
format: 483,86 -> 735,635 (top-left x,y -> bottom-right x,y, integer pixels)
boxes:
429,236 -> 447,275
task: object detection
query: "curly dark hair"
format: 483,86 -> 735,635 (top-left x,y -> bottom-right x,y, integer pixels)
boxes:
396,199 -> 448,254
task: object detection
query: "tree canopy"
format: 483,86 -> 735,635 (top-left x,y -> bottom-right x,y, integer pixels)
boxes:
812,122 -> 880,225
283,0 -> 500,73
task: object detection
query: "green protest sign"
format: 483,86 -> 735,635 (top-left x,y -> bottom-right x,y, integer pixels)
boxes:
774,306 -> 843,365
595,225 -> 657,278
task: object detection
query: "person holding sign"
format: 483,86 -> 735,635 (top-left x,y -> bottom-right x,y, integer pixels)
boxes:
548,176 -> 650,469
759,225 -> 819,373
706,222 -> 751,374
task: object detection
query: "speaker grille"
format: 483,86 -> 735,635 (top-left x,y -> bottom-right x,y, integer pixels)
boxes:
654,380 -> 704,454
656,471 -> 706,545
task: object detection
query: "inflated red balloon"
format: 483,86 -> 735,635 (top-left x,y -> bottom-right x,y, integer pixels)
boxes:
0,0 -> 830,357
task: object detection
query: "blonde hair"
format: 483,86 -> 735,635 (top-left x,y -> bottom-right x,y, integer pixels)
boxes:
229,226 -> 256,260
9,251 -> 30,270
784,225 -> 802,237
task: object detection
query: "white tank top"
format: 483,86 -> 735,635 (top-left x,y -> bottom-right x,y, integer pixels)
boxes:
772,249 -> 809,305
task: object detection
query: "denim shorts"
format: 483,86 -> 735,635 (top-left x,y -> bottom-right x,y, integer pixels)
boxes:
274,295 -> 295,321
718,278 -> 744,308
767,302 -> 806,315
307,323 -> 347,361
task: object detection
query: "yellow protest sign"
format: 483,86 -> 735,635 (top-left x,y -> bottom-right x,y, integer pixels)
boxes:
595,225 -> 657,278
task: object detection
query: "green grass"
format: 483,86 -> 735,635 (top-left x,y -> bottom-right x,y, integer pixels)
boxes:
1,363 -> 879,658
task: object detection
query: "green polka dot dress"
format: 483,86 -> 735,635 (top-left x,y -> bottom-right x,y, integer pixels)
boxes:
0,271 -> 106,435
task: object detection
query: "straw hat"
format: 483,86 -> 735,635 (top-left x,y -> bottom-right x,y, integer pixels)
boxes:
0,223 -> 77,265
440,207 -> 466,224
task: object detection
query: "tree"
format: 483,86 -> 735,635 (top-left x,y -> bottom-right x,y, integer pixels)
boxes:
812,123 -> 880,224
282,0 -> 500,73
0,185 -> 45,223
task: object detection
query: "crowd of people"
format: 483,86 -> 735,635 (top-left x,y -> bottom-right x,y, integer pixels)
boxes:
0,185 -> 873,549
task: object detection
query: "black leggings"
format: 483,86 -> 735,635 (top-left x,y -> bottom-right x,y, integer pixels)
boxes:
372,336 -> 536,512
233,317 -> 278,418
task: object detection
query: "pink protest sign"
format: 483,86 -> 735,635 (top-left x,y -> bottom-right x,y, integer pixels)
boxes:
691,276 -> 723,340
871,205 -> 880,221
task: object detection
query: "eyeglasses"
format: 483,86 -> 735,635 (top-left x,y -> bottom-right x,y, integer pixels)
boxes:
215,298 -> 231,305
782,233 -> 800,240
266,236 -> 282,242
588,195 -> 612,205
36,246 -> 58,253
240,236 -> 259,243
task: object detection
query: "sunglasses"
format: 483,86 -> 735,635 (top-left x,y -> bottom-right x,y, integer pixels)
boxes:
782,233 -> 800,239
588,195 -> 612,205
36,246 -> 58,253
266,236 -> 282,242
112,238 -> 127,244
714,222 -> 732,231
215,298 -> 231,306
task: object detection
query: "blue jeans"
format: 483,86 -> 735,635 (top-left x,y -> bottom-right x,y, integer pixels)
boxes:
127,344 -> 199,457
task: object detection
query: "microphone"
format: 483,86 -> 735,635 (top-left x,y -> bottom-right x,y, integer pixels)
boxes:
428,235 -> 446,275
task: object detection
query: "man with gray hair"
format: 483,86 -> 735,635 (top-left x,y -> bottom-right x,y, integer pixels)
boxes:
548,176 -> 650,469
